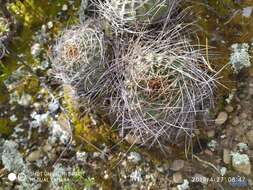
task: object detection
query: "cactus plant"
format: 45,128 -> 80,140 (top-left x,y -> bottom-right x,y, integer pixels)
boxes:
94,0 -> 179,33
108,32 -> 218,147
51,20 -> 110,109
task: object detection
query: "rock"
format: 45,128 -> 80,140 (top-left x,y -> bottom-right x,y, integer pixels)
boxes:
232,152 -> 251,175
215,112 -> 228,125
240,112 -> 248,119
27,149 -> 42,162
232,117 -> 240,126
48,100 -> 60,113
42,143 -> 52,152
229,43 -> 251,73
223,149 -> 231,164
18,93 -> 32,107
127,152 -> 141,163
237,143 -> 248,151
62,4 -> 68,11
76,151 -> 87,162
242,7 -> 253,18
246,130 -> 253,145
31,43 -> 41,58
125,134 -> 141,145
173,172 -> 183,184
207,140 -> 218,151
130,169 -> 142,182
177,179 -> 190,190
220,167 -> 227,176
225,105 -> 234,113
207,130 -> 215,138
170,160 -> 184,171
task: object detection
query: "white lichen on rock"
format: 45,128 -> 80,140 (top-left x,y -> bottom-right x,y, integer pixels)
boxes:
229,43 -> 251,73
0,140 -> 41,190
177,179 -> 190,190
231,152 -> 251,175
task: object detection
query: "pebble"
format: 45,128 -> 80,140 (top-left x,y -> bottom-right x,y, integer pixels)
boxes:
42,143 -> 52,152
18,93 -> 32,107
215,112 -> 228,125
48,100 -> 60,113
127,152 -> 141,163
27,149 -> 42,162
62,4 -> 68,11
246,130 -> 253,145
240,112 -> 248,119
177,179 -> 190,190
225,105 -> 234,113
223,149 -> 231,164
232,116 -> 240,126
173,172 -> 183,183
207,130 -> 215,138
170,160 -> 184,171
232,152 -> 251,175
47,21 -> 53,29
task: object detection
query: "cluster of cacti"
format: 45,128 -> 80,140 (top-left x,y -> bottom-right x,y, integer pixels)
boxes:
51,0 -> 218,147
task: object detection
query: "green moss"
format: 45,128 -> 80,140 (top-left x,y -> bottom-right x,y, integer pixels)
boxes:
63,85 -> 118,151
0,118 -> 13,136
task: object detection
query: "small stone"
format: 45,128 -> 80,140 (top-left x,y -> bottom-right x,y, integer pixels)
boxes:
240,112 -> 247,119
232,152 -> 251,175
207,140 -> 218,151
9,115 -> 18,122
225,105 -> 234,113
31,43 -> 41,57
125,134 -> 141,144
170,160 -> 184,171
220,167 -> 227,176
48,100 -> 60,113
242,7 -> 253,18
62,4 -> 68,11
173,172 -> 183,184
246,130 -> 253,145
47,21 -> 53,29
127,152 -> 141,163
207,130 -> 215,138
232,117 -> 240,126
76,151 -> 87,162
237,143 -> 248,151
42,143 -> 52,152
177,179 -> 190,190
18,93 -> 32,107
215,112 -> 228,125
223,149 -> 231,164
27,149 -> 42,162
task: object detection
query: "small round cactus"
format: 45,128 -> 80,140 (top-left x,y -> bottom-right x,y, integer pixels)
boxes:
51,20 -> 110,108
95,0 -> 175,33
108,33 -> 218,147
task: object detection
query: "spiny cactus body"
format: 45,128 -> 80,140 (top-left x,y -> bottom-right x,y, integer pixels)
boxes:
108,33 -> 218,147
51,21 -> 109,107
95,0 -> 177,32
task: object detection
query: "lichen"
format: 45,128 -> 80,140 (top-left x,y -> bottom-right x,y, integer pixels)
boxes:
229,43 -> 251,73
